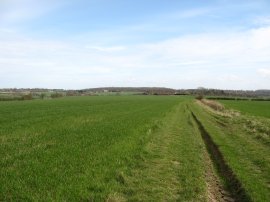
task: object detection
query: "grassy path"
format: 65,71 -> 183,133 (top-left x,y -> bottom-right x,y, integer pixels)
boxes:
117,102 -> 214,201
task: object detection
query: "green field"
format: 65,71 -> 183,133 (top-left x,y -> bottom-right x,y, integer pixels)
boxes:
220,100 -> 270,118
1,96 -> 269,201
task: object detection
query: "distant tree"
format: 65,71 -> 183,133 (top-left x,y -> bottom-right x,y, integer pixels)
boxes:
51,92 -> 63,98
22,93 -> 33,100
195,94 -> 204,100
40,93 -> 46,99
66,91 -> 77,96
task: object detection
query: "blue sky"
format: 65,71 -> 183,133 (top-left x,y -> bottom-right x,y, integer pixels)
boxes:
1,0 -> 270,89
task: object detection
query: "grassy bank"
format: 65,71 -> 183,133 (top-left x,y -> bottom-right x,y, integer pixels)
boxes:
191,101 -> 270,201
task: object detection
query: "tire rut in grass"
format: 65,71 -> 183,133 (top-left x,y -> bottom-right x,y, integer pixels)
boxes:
203,143 -> 229,202
191,111 -> 251,202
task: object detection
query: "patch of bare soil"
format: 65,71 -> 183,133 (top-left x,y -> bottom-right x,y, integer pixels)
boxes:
204,146 -> 234,202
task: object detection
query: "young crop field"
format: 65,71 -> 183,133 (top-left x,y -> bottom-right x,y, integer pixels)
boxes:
220,100 -> 270,118
0,96 -> 269,201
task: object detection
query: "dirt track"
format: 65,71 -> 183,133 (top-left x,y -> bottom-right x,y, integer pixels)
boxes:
191,111 -> 251,202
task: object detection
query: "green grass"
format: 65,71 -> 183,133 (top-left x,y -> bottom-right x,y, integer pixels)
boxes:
220,100 -> 270,118
0,96 -> 188,201
1,96 -> 270,201
0,93 -> 22,101
191,101 -> 270,201
121,102 -> 208,201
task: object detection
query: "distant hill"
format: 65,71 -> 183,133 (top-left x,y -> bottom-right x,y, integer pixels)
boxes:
1,87 -> 270,97
81,87 -> 176,95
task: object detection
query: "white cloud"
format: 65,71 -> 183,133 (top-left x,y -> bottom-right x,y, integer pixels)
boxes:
142,26 -> 270,63
253,16 -> 270,26
0,0 -> 65,24
218,74 -> 244,84
1,25 -> 270,89
85,46 -> 126,52
167,7 -> 213,19
258,68 -> 270,78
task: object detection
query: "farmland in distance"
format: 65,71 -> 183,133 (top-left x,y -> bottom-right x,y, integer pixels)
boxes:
220,100 -> 270,118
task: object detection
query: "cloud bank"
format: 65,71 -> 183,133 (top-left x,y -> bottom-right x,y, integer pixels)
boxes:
1,25 -> 270,89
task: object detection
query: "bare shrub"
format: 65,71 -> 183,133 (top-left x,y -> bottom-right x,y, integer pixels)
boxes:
201,99 -> 225,111
22,93 -> 33,100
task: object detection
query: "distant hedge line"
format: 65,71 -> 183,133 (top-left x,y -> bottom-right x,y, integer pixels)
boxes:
0,92 -> 64,101
0,94 -> 32,101
207,97 -> 270,101
0,97 -> 23,101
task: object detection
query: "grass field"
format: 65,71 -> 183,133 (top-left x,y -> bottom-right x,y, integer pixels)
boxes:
0,96 -> 185,200
220,100 -> 270,118
1,96 -> 269,201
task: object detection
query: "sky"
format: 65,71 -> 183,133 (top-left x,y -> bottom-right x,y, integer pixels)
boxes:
1,0 -> 270,90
